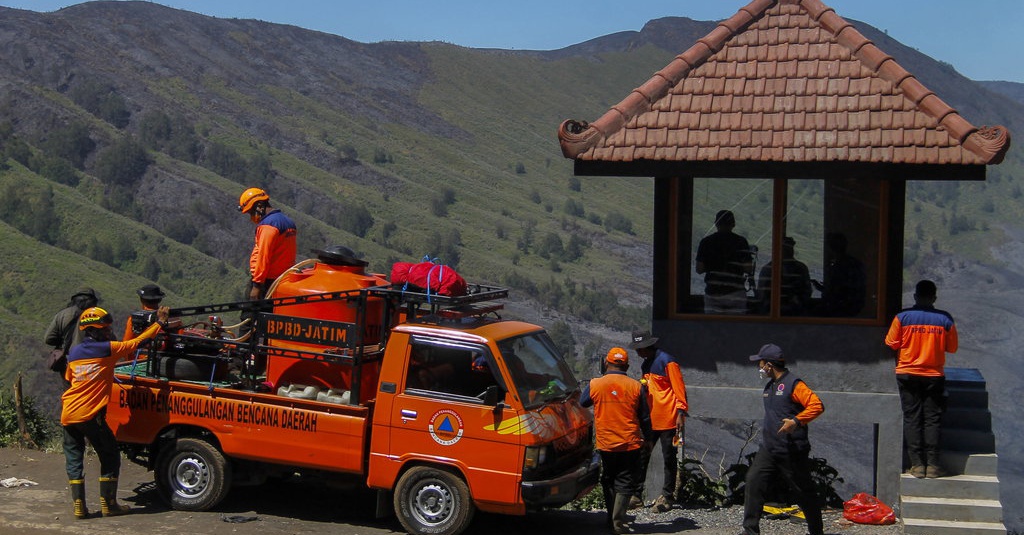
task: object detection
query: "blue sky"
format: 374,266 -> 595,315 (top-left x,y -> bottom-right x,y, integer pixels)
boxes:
1,0 -> 1022,82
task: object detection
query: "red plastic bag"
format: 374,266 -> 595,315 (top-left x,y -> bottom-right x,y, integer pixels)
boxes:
843,492 -> 895,525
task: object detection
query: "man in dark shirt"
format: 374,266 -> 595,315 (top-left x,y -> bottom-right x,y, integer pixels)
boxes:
756,237 -> 812,315
696,210 -> 753,314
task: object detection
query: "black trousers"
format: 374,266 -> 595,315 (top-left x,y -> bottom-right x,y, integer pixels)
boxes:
599,449 -> 642,518
63,408 -> 120,480
742,448 -> 823,535
897,374 -> 946,466
637,428 -> 677,499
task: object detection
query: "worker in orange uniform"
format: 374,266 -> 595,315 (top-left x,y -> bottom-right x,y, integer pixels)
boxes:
885,279 -> 958,479
627,330 -> 687,512
62,305 -> 169,519
741,343 -> 824,535
237,187 -> 297,300
123,283 -> 165,340
581,347 -> 650,534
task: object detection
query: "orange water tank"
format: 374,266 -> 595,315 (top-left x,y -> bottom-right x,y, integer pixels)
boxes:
265,246 -> 391,400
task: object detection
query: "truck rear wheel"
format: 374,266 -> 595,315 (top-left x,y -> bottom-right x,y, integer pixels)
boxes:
393,466 -> 475,535
155,437 -> 232,511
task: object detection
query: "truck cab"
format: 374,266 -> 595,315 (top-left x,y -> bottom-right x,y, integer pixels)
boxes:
370,319 -> 596,533
105,260 -> 596,535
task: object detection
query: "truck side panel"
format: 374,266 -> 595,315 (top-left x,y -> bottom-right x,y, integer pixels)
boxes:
110,378 -> 370,474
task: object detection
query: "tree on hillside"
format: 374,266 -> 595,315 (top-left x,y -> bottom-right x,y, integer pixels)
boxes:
547,320 -> 576,361
1,135 -> 32,168
202,142 -> 272,185
138,111 -> 200,163
337,203 -> 374,238
35,155 -> 79,186
68,79 -> 130,128
604,211 -> 634,235
536,231 -> 564,260
0,183 -> 61,245
93,138 -> 151,186
38,121 -> 94,169
426,229 -> 462,269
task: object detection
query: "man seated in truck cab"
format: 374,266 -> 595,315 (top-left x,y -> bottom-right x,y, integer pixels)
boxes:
406,344 -> 502,402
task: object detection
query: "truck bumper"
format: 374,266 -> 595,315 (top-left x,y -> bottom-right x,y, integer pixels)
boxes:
520,452 -> 600,508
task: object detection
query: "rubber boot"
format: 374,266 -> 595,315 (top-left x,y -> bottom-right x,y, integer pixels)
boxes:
611,493 -> 632,534
69,479 -> 89,520
99,477 -> 131,517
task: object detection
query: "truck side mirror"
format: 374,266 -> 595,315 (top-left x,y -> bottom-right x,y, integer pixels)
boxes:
483,385 -> 505,407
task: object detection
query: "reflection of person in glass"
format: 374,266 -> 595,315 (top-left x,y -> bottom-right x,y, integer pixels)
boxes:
756,237 -> 812,315
696,210 -> 753,314
812,232 -> 865,316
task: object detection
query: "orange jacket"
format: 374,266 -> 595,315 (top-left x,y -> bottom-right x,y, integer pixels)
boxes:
885,305 -> 958,377
581,371 -> 648,452
62,322 -> 162,426
642,349 -> 688,431
250,209 -> 297,284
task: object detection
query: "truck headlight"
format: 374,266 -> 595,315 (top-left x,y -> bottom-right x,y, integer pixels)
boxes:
524,445 -> 550,470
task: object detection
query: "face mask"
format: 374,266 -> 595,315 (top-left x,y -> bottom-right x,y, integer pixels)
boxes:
759,366 -> 770,381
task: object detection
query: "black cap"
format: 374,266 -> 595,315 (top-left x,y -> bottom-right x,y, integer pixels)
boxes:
138,284 -> 165,300
311,245 -> 368,267
72,288 -> 97,300
750,343 -> 785,366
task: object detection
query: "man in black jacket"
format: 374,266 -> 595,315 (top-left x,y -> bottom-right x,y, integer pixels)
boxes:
741,344 -> 825,535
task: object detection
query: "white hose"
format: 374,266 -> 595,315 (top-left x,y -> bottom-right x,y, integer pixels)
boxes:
265,258 -> 319,298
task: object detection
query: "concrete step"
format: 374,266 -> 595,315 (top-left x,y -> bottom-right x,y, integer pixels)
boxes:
946,386 -> 989,409
942,406 -> 992,432
903,517 -> 1006,535
942,428 -> 996,452
940,452 -> 999,476
899,473 -> 1000,500
901,495 -> 1003,523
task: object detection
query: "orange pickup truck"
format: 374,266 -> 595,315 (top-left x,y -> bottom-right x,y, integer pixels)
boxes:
105,254 -> 597,535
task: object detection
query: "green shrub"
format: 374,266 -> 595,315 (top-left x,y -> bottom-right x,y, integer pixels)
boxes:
677,456 -> 730,507
0,382 -> 59,449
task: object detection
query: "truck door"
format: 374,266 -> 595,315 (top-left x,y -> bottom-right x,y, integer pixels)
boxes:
388,337 -> 522,507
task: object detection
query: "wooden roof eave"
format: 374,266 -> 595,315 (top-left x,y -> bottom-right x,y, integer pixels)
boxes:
571,158 -> 987,181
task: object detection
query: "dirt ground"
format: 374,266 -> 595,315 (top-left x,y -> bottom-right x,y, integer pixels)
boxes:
0,446 -> 902,535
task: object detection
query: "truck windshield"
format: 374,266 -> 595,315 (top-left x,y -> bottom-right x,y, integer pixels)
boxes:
497,332 -> 579,408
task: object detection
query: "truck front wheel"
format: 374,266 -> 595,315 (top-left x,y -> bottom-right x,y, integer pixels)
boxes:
155,437 -> 232,511
394,466 -> 475,535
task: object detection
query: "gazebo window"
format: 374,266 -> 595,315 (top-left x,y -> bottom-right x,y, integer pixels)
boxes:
673,176 -> 882,321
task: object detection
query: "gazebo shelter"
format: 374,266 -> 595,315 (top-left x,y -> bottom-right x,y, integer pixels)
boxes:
557,0 -> 1009,503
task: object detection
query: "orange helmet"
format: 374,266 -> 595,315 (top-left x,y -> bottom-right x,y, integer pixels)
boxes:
79,307 -> 113,330
237,187 -> 270,214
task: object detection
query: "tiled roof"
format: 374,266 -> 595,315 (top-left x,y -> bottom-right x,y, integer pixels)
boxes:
558,0 -> 1011,167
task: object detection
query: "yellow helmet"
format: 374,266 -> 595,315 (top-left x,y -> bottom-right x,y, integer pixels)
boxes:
79,307 -> 113,330
237,187 -> 270,214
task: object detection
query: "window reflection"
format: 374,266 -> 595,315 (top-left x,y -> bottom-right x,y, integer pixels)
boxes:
677,177 -> 879,320
687,178 -> 772,315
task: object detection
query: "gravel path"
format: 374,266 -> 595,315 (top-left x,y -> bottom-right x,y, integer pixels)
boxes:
0,446 -> 902,535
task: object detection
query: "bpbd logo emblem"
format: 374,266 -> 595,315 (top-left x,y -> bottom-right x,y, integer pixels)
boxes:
428,409 -> 464,446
